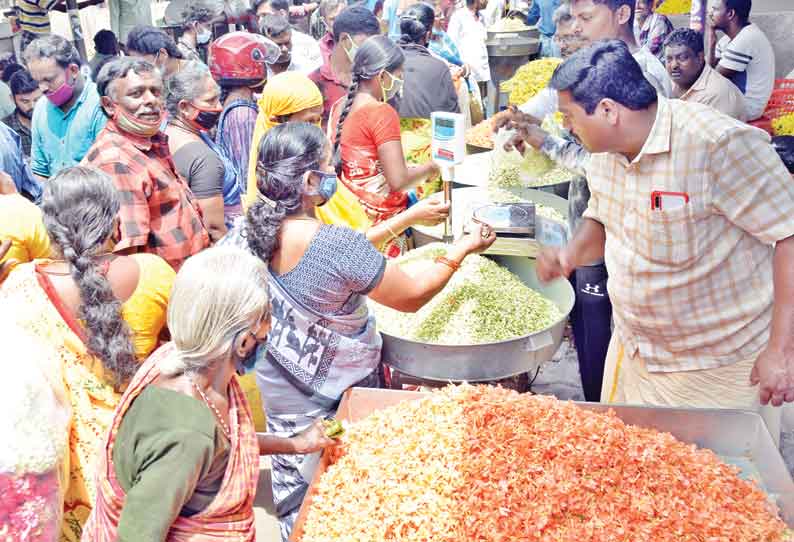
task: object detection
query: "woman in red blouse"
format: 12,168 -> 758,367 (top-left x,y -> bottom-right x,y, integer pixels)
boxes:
322,35 -> 446,258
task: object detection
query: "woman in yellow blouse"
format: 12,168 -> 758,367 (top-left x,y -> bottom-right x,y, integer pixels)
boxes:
0,166 -> 175,542
0,191 -> 52,280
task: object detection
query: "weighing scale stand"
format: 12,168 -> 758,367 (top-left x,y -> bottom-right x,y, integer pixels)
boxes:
441,165 -> 454,243
430,111 -> 465,244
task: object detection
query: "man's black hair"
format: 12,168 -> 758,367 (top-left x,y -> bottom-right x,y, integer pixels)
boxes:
725,0 -> 751,23
1,63 -> 23,84
94,29 -> 119,56
663,27 -> 704,56
255,0 -> 289,12
126,25 -> 184,59
549,39 -> 657,114
261,14 -> 292,38
574,0 -> 635,30
332,5 -> 380,43
8,69 -> 38,96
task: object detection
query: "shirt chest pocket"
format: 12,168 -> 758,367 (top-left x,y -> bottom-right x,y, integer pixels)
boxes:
638,203 -> 703,268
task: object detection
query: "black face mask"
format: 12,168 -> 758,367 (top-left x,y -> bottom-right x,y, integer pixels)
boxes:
186,105 -> 223,131
195,109 -> 221,129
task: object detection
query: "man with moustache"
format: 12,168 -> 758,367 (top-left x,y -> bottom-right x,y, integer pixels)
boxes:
82,58 -> 209,271
664,27 -> 746,121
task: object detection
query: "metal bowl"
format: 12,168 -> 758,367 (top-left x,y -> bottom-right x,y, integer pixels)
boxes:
486,39 -> 540,58
453,151 -> 575,194
486,27 -> 540,41
377,257 -> 574,382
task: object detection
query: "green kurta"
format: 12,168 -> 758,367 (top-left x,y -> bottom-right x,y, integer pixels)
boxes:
112,386 -> 230,542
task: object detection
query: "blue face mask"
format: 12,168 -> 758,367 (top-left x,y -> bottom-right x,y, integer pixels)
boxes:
307,170 -> 338,204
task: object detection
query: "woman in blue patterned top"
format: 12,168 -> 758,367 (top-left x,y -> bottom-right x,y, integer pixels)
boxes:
220,121 -> 494,540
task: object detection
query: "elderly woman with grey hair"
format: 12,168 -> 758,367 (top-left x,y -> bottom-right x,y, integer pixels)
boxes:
82,246 -> 335,542
165,61 -> 242,239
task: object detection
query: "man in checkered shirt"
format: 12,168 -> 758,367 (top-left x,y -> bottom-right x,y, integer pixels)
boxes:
82,57 -> 209,270
532,41 -> 794,434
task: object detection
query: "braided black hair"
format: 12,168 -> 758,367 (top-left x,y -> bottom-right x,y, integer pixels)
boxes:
398,3 -> 435,46
40,166 -> 137,387
247,122 -> 327,263
332,35 -> 404,176
332,73 -> 360,176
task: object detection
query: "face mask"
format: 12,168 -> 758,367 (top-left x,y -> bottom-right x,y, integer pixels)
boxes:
307,170 -> 338,203
114,107 -> 164,138
380,71 -> 403,103
46,73 -> 75,106
185,103 -> 223,131
342,35 -> 358,63
197,27 -> 212,45
232,329 -> 264,375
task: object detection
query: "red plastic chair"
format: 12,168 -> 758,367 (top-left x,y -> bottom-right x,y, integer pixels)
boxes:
749,79 -> 794,134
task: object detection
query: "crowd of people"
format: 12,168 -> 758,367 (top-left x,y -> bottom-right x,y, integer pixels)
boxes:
1,0 -> 792,541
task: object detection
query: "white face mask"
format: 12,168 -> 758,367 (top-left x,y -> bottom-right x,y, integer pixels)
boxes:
196,26 -> 212,45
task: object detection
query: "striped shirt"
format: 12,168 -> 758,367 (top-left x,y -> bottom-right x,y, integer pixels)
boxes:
583,97 -> 794,372
15,0 -> 59,34
716,24 -> 775,121
81,121 -> 209,270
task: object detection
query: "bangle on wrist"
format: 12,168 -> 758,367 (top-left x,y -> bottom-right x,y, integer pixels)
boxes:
435,256 -> 460,272
385,222 -> 400,240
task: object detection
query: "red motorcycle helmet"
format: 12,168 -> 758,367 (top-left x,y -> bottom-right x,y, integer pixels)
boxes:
208,31 -> 280,87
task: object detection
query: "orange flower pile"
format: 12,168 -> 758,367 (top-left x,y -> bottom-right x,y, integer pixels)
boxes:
299,385 -> 787,542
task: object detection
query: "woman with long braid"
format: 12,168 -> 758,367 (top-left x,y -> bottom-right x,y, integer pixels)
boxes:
0,166 -> 175,541
318,35 -> 447,258
220,122 -> 495,539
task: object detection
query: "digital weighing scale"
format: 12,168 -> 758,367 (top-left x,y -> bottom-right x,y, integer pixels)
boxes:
465,203 -> 536,237
414,187 -> 569,257
431,111 -> 466,243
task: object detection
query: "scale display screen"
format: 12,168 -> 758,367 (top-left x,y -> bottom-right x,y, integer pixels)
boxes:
430,112 -> 465,165
433,117 -> 456,139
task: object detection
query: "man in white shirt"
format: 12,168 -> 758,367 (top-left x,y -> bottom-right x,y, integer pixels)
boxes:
447,0 -> 490,83
707,0 -> 775,121
521,0 -> 671,121
261,14 -> 323,77
571,0 -> 671,96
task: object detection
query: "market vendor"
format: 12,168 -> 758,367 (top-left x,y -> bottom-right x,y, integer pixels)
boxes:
533,41 -> 794,422
220,121 -> 495,540
322,35 -> 449,258
496,2 -> 608,402
571,0 -> 671,96
519,0 -> 670,125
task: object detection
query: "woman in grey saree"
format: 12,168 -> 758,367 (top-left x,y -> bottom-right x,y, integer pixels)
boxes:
220,122 -> 495,540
